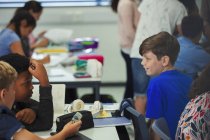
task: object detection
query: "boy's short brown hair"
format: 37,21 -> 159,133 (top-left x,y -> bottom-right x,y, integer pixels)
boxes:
139,31 -> 180,65
0,61 -> 17,89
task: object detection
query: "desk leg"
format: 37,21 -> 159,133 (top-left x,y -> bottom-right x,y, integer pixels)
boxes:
116,126 -> 130,140
93,83 -> 100,100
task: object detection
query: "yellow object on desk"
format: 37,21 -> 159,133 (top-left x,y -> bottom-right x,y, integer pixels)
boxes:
93,110 -> 112,118
34,47 -> 68,54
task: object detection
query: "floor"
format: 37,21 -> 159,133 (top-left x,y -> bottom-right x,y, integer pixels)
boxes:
77,86 -> 135,140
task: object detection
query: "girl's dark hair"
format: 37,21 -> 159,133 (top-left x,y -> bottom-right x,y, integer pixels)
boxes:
23,0 -> 43,13
15,0 -> 43,17
189,63 -> 210,99
0,53 -> 30,74
9,10 -> 36,38
111,0 -> 120,13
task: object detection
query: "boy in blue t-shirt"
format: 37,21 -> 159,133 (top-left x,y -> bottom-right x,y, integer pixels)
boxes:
0,61 -> 81,140
139,32 -> 192,140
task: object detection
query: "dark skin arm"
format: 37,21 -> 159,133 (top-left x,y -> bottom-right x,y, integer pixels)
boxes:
17,60 -> 53,131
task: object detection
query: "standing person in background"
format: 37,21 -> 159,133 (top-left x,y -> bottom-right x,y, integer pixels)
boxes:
15,0 -> 49,57
0,11 -> 36,57
111,0 -> 140,99
200,0 -> 210,52
176,63 -> 210,140
130,0 -> 187,114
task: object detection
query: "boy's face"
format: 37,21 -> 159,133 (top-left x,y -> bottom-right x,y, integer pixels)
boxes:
20,25 -> 34,37
141,51 -> 164,76
30,11 -> 42,21
3,82 -> 16,109
14,71 -> 34,102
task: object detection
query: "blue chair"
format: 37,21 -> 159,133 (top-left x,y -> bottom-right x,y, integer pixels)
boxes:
152,118 -> 171,140
117,98 -> 149,140
125,106 -> 150,140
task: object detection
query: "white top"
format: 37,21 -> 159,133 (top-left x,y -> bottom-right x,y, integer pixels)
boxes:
117,0 -> 139,54
130,0 -> 187,58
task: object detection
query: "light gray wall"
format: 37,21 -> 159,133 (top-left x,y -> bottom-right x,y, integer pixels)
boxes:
0,7 -> 126,83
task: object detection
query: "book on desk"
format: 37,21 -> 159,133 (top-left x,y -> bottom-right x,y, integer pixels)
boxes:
93,117 -> 131,128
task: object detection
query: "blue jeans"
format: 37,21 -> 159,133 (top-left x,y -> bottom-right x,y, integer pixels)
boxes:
131,58 -> 150,96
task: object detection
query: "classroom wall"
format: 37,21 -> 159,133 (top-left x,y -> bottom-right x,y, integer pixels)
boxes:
0,7 -> 126,84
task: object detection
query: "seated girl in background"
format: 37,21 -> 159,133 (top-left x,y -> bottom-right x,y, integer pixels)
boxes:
0,11 -> 36,57
176,63 -> 210,140
0,11 -> 49,63
15,0 -> 49,56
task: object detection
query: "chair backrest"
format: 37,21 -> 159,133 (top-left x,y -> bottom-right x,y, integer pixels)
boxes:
125,106 -> 150,140
152,118 -> 171,140
120,98 -> 149,140
32,84 -> 66,121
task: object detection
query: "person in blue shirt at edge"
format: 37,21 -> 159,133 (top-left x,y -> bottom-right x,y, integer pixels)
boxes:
139,32 -> 192,140
0,61 -> 81,140
175,15 -> 210,79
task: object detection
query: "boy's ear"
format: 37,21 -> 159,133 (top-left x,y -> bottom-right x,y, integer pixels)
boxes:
161,56 -> 170,67
0,89 -> 6,100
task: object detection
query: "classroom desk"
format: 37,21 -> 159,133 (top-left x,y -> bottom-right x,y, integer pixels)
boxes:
34,103 -> 122,140
34,103 -> 133,140
32,46 -> 102,100
32,64 -> 101,100
34,124 -> 119,140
